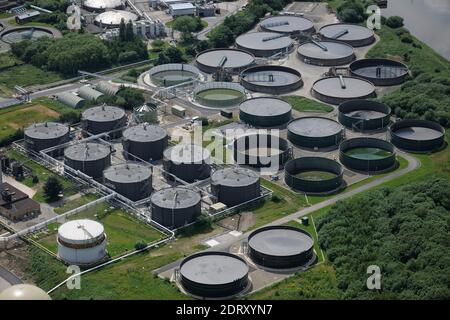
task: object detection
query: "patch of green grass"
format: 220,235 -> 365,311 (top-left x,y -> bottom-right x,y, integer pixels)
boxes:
32,96 -> 79,114
0,12 -> 14,19
0,64 -> 62,92
281,96 -> 334,113
0,52 -> 23,69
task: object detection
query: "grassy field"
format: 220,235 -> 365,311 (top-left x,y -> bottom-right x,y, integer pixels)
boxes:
0,52 -> 23,70
281,96 -> 334,113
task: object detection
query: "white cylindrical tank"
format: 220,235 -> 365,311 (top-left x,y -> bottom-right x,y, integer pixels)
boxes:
57,219 -> 107,266
0,284 -> 51,300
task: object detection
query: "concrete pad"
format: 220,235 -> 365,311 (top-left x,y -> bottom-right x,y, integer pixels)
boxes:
205,239 -> 220,247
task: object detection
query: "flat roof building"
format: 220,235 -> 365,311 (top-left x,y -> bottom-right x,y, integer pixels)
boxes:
169,3 -> 196,17
0,179 -> 40,222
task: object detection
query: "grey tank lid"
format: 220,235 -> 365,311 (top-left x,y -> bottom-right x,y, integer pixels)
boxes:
151,187 -> 201,209
123,123 -> 167,143
240,97 -> 292,117
211,167 -> 259,187
24,122 -> 69,140
288,117 -> 343,137
103,162 -> 151,183
236,32 -> 293,51
260,15 -> 314,33
298,41 -> 354,59
319,23 -> 374,41
196,49 -> 255,69
164,144 -> 210,164
82,105 -> 126,122
313,76 -> 375,98
64,142 -> 111,162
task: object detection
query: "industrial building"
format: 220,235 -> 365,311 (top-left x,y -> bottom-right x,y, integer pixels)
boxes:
312,76 -> 376,105
132,19 -> 166,38
338,100 -> 391,131
248,226 -> 315,269
57,219 -> 107,266
95,81 -> 120,96
297,40 -> 355,66
94,10 -> 139,28
235,32 -> 294,57
83,0 -> 124,12
239,97 -> 292,127
15,11 -> 40,25
179,251 -> 249,298
349,58 -> 410,86
284,157 -> 344,193
196,48 -> 255,74
77,86 -> 104,102
56,92 -> 86,109
103,162 -> 153,201
169,3 -> 196,17
211,167 -> 261,207
339,137 -> 396,172
24,122 -> 70,156
150,187 -> 201,229
287,117 -> 344,149
259,15 -> 315,35
240,65 -> 303,94
64,143 -> 112,179
148,63 -> 200,87
319,23 -> 375,47
163,144 -> 211,183
81,105 -> 127,139
122,123 -> 168,161
389,120 -> 445,152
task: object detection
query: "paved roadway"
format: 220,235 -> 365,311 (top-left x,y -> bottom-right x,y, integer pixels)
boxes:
0,265 -> 22,291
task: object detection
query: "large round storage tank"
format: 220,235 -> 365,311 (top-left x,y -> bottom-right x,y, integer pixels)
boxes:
287,117 -> 344,149
319,23 -> 375,47
24,122 -> 70,156
259,15 -> 315,35
196,48 -> 255,74
239,65 -> 303,94
297,40 -> 355,66
57,219 -> 107,266
94,10 -> 138,28
312,76 -> 376,105
349,58 -> 409,86
389,119 -> 445,152
235,32 -> 294,57
81,105 -> 127,138
64,142 -> 112,179
103,162 -> 153,201
339,137 -> 396,172
150,187 -> 201,229
0,284 -> 51,300
338,99 -> 391,131
239,97 -> 292,127
211,167 -> 260,207
83,0 -> 124,12
163,144 -> 211,183
248,226 -> 315,269
179,251 -> 249,298
122,123 -> 168,161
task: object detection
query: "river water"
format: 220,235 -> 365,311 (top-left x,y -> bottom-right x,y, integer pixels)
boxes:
381,0 -> 450,60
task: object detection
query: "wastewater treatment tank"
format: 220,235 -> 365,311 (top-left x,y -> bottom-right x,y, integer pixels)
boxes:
259,15 -> 315,35
179,251 -> 249,298
311,76 -> 376,105
94,10 -> 138,28
57,219 -> 107,266
339,137 -> 396,172
64,142 -> 112,179
297,40 -> 355,66
83,0 -> 124,12
0,284 -> 51,300
284,157 -> 343,193
81,105 -> 127,138
287,117 -> 344,149
211,167 -> 261,207
193,82 -> 246,108
248,226 -> 315,269
235,32 -> 294,57
233,133 -> 290,168
122,123 -> 168,161
103,162 -> 153,201
319,23 -> 375,47
0,27 -> 54,44
24,122 -> 70,156
148,64 -> 200,87
240,65 -> 303,94
349,58 -> 409,86
163,144 -> 211,183
338,99 -> 391,131
239,97 -> 292,127
196,48 -> 255,74
150,187 -> 201,229
389,119 -> 445,152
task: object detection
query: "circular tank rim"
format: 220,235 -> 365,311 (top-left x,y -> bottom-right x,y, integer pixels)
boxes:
211,167 -> 260,188
284,156 -> 343,187
150,186 -> 201,210
64,142 -> 111,162
287,116 -> 344,139
195,48 -> 256,73
318,22 -> 375,46
0,26 -> 57,44
259,15 -> 315,34
349,58 -> 409,85
240,65 -> 303,90
338,99 -> 391,130
311,76 -> 376,104
103,161 -> 152,183
297,40 -> 356,66
122,123 -> 168,143
239,96 -> 292,120
163,144 -> 210,164
389,119 -> 445,151
81,105 -> 126,123
24,122 -> 69,140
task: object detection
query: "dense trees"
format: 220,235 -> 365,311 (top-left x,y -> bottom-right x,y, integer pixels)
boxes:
386,16 -> 404,28
316,178 -> 450,299
336,0 -> 368,23
43,176 -> 63,201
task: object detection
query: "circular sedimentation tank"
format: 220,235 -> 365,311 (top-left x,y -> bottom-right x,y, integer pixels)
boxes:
0,284 -> 51,300
284,157 -> 344,193
148,63 -> 200,87
150,187 -> 201,229
122,123 -> 168,161
297,40 -> 355,66
64,142 -> 111,179
83,0 -> 124,12
211,167 -> 260,207
103,162 -> 153,201
233,133 -> 290,168
338,99 -> 391,131
312,76 -> 376,105
81,105 -> 127,138
287,117 -> 344,149
349,58 -> 409,86
240,65 -> 303,94
259,15 -> 315,35
248,226 -> 315,269
194,82 -> 246,108
340,137 -> 396,172
163,144 -> 211,183
179,251 -> 249,298
235,32 -> 294,57
319,23 -> 375,47
389,120 -> 445,152
57,219 -> 107,266
24,122 -> 70,156
1,27 -> 54,44
239,97 -> 292,127
196,48 -> 255,74
94,10 -> 138,28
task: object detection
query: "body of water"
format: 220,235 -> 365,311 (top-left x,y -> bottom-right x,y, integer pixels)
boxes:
382,0 -> 450,60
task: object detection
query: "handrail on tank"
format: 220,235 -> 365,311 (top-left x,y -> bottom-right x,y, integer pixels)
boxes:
339,75 -> 346,89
